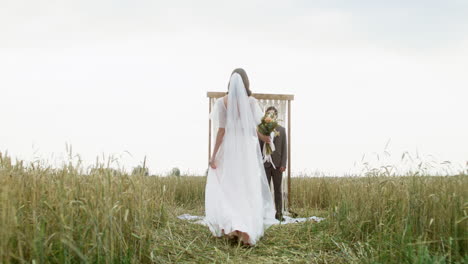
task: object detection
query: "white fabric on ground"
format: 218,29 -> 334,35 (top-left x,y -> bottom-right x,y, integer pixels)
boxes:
178,214 -> 325,225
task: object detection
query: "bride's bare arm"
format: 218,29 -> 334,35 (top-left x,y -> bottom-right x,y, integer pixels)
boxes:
210,128 -> 225,169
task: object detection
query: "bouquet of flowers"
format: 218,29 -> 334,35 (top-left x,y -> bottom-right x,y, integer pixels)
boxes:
257,111 -> 280,156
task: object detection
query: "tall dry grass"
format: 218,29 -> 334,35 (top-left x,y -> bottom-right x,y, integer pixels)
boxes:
0,152 -> 466,263
292,175 -> 467,262
0,152 -> 205,263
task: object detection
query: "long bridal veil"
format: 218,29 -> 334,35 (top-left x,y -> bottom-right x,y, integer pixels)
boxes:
205,73 -> 276,245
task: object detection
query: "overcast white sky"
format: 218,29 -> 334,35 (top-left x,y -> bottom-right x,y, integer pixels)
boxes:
1,0 -> 467,175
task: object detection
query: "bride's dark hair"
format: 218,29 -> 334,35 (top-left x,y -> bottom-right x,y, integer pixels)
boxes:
228,68 -> 252,96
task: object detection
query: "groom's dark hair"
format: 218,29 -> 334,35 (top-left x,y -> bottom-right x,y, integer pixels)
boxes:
266,106 -> 278,115
227,68 -> 252,96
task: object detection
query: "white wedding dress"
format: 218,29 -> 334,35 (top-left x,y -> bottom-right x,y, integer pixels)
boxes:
205,73 -> 277,245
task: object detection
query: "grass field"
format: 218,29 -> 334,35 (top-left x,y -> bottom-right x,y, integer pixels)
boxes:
0,152 -> 466,263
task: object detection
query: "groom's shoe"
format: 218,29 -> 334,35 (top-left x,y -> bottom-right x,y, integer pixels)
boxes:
275,212 -> 285,222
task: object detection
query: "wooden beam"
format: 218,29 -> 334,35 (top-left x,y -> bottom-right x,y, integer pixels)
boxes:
208,98 -> 212,164
207,92 -> 294,101
207,92 -> 225,98
287,100 -> 291,209
254,93 -> 295,101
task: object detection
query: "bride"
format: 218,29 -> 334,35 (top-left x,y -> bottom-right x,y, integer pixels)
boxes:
205,68 -> 277,246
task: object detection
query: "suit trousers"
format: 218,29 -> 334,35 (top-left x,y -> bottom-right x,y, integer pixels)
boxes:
264,165 -> 283,214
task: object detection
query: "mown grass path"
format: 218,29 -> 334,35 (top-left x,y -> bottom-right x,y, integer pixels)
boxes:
152,208 -> 342,263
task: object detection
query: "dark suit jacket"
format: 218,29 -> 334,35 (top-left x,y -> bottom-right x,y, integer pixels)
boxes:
260,125 -> 287,169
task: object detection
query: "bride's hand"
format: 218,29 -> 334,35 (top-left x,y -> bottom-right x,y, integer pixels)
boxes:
209,159 -> 217,169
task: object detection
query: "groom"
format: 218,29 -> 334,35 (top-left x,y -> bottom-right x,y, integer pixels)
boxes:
260,106 -> 287,221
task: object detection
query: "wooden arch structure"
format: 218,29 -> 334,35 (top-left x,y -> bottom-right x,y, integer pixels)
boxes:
207,92 -> 294,213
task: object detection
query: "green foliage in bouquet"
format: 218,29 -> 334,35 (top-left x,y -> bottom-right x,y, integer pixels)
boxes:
257,112 -> 280,155
257,112 -> 280,135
